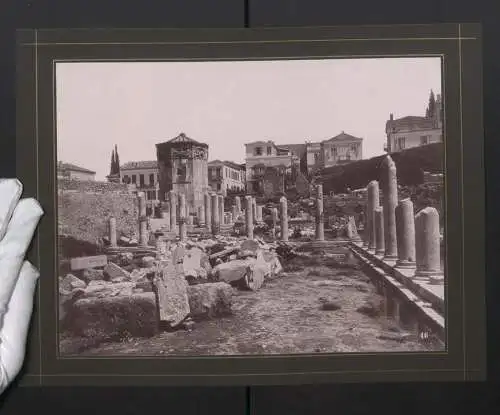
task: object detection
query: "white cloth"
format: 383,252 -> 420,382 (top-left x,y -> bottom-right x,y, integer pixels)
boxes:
0,179 -> 43,394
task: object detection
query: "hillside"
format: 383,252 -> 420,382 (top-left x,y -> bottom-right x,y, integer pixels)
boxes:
318,143 -> 443,194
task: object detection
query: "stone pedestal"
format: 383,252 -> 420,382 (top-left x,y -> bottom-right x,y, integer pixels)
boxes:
204,193 -> 211,231
414,207 -> 443,284
395,198 -> 416,268
315,184 -> 325,241
280,196 -> 288,242
108,217 -> 117,247
245,196 -> 254,239
211,194 -> 220,235
367,181 -> 380,251
382,156 -> 398,260
374,206 -> 385,255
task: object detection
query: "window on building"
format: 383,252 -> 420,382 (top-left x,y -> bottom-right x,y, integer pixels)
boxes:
123,175 -> 130,184
351,145 -> 357,152
397,137 -> 406,150
420,136 -> 429,145
157,174 -> 160,183
314,153 -> 319,163
217,183 -> 221,190
177,165 -> 187,179
255,147 -> 263,156
149,173 -> 155,185
139,174 -> 145,187
131,175 -> 137,184
267,146 -> 272,155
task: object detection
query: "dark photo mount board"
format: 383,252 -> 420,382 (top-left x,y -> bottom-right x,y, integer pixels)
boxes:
15,23 -> 485,386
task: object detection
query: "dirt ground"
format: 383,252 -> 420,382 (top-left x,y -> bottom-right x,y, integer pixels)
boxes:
66,247 -> 443,356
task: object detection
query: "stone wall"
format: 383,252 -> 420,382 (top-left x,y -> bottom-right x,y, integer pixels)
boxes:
58,179 -> 138,249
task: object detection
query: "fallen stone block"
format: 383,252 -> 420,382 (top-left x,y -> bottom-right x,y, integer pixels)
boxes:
104,262 -> 132,282
154,261 -> 190,327
66,292 -> 159,342
83,280 -> 137,298
60,274 -> 86,292
187,282 -> 233,320
81,268 -> 105,283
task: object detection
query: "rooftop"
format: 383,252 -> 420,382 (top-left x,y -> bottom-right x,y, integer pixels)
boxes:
157,132 -> 208,148
121,160 -> 158,170
322,131 -> 363,143
57,162 -> 96,174
386,115 -> 436,131
208,159 -> 246,170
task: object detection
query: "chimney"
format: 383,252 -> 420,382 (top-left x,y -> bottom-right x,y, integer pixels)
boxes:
390,113 -> 394,121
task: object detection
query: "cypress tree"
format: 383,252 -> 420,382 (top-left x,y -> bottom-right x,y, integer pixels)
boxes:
114,144 -> 120,174
109,149 -> 115,175
426,90 -> 436,118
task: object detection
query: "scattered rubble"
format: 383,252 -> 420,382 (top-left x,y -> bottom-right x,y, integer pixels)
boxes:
59,233 -> 285,348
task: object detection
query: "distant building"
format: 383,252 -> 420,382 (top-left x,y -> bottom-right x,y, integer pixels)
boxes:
244,140 -> 301,194
244,132 -> 363,194
57,161 -> 96,181
208,160 -> 246,196
156,132 -> 210,215
319,131 -> 363,168
119,160 -> 160,205
385,90 -> 443,153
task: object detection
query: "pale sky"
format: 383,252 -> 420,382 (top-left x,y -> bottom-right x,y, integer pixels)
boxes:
56,58 -> 442,181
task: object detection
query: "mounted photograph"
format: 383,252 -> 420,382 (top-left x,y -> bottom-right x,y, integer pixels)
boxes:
16,24 -> 485,385
56,57 -> 446,357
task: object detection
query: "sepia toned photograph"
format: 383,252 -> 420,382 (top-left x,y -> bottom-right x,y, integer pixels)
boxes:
56,57 -> 446,358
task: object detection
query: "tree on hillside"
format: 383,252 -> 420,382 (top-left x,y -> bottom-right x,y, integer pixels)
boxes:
425,90 -> 436,118
114,144 -> 120,174
109,149 -> 115,176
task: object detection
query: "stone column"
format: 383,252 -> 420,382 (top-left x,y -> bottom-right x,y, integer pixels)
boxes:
232,204 -> 239,222
381,155 -> 398,260
137,192 -> 146,217
414,207 -> 444,284
315,184 -> 325,241
204,193 -> 211,230
108,217 -> 117,247
367,181 -> 380,251
280,196 -> 289,242
139,218 -> 148,247
163,204 -> 171,232
227,212 -> 233,225
218,195 -> 224,226
168,190 -> 177,233
271,207 -> 278,239
256,205 -> 263,222
211,193 -> 220,235
245,196 -> 254,239
252,197 -> 257,222
395,198 -> 416,268
155,237 -> 168,260
374,206 -> 385,255
178,193 -> 187,242
235,196 -> 241,215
